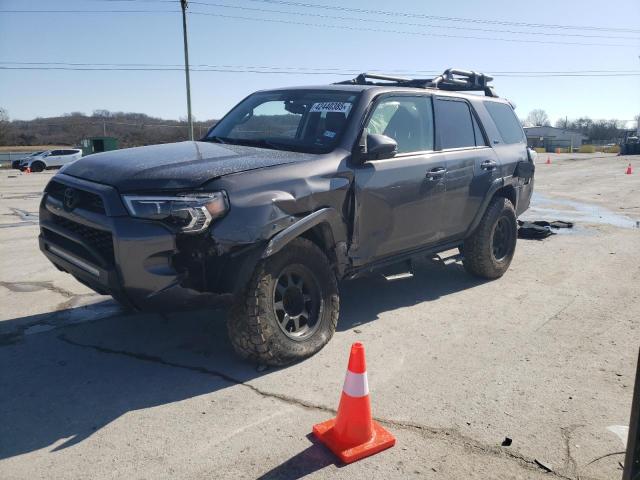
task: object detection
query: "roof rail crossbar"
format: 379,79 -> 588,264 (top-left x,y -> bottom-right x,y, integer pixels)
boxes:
335,68 -> 498,97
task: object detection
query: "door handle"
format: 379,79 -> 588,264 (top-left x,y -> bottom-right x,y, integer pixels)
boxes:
480,159 -> 498,171
426,167 -> 446,180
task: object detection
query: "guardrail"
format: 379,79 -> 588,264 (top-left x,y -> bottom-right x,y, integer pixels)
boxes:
0,151 -> 41,168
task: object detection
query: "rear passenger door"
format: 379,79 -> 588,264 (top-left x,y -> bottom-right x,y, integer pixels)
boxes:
46,150 -> 64,167
434,97 -> 499,240
61,150 -> 80,165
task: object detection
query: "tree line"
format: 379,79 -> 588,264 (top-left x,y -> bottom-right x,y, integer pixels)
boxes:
521,109 -> 639,143
0,108 -> 217,148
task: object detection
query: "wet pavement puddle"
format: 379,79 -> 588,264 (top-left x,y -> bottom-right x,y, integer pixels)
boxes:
522,193 -> 639,231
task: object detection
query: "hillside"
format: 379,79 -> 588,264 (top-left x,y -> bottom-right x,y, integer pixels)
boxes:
1,110 -> 217,148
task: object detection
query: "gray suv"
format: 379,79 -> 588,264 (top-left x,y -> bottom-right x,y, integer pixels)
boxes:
39,69 -> 534,365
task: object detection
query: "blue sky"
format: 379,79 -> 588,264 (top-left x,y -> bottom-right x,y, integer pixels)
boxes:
1,0 -> 639,125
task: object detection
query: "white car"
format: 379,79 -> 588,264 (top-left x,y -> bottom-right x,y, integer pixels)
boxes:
21,148 -> 83,172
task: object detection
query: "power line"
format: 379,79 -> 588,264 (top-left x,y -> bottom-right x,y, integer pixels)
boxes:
61,0 -> 640,34
185,1 -> 640,40
1,9 -> 178,14
2,9 -> 637,47
2,66 -> 639,77
243,0 -> 640,34
2,62 -> 640,76
187,11 -> 640,47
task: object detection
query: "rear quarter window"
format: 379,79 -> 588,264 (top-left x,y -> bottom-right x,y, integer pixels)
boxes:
484,102 -> 525,144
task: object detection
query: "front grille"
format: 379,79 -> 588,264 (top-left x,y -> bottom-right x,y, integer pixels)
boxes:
47,181 -> 106,214
48,215 -> 115,266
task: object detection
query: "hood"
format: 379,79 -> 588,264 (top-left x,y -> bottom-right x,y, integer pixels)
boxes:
62,141 -> 314,192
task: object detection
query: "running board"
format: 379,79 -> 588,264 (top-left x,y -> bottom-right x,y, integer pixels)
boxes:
346,241 -> 463,280
381,260 -> 414,281
433,251 -> 463,265
383,271 -> 414,281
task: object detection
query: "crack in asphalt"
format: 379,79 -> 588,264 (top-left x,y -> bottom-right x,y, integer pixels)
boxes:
0,280 -> 75,298
9,207 -> 39,222
0,292 -> 122,346
560,425 -> 582,478
58,335 -> 591,479
585,451 -> 625,466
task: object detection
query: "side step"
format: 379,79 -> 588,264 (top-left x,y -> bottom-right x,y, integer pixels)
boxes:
433,251 -> 463,265
381,260 -> 414,281
346,242 -> 464,280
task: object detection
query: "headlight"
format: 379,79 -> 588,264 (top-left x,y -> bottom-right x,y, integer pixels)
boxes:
122,192 -> 228,234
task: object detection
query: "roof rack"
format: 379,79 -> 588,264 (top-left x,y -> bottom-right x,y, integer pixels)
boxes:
335,68 -> 497,97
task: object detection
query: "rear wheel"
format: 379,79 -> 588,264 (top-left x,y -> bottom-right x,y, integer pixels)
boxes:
228,237 -> 339,366
462,197 -> 517,279
30,161 -> 45,172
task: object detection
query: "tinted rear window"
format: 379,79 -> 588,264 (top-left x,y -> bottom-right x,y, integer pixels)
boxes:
485,102 -> 525,144
436,99 -> 476,149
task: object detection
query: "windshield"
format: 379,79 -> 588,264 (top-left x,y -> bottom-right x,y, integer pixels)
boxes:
205,90 -> 360,154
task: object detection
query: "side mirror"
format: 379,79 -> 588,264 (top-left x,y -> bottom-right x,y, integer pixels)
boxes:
365,134 -> 397,161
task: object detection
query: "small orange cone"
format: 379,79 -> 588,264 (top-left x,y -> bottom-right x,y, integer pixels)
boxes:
626,163 -> 633,175
545,156 -> 551,165
312,342 -> 395,464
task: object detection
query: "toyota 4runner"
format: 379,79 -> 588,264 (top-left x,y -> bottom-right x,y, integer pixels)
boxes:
39,69 -> 535,365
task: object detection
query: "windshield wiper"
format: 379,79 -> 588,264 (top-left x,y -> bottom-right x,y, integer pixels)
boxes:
203,135 -> 228,144
225,138 -> 289,151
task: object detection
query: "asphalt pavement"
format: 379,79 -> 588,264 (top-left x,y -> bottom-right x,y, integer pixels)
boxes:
1,154 -> 638,479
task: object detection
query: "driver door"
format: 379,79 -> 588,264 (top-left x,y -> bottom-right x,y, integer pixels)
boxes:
350,95 -> 448,266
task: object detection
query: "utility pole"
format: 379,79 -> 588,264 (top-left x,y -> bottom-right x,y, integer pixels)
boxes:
180,0 -> 194,140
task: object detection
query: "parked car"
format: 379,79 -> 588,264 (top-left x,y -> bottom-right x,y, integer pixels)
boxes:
21,148 -> 83,172
12,151 -> 44,169
38,68 -> 534,365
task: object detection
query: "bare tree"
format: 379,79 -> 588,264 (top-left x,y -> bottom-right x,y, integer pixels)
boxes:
0,108 -> 9,146
525,109 -> 551,127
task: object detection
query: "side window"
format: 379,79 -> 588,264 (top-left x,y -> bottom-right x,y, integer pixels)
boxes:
435,99 -> 476,149
366,96 -> 434,154
472,114 -> 487,147
484,102 -> 525,144
50,150 -> 63,155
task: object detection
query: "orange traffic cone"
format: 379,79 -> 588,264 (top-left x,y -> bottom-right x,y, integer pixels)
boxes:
545,156 -> 551,165
626,163 -> 633,175
312,342 -> 395,463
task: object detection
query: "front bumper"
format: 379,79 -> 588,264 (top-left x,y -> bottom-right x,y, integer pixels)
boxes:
38,174 -> 197,308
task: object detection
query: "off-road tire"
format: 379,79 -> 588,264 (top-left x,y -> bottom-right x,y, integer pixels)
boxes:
462,197 -> 517,279
30,161 -> 46,172
228,237 -> 339,366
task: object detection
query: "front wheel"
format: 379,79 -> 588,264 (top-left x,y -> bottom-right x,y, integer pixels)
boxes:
30,161 -> 46,172
462,197 -> 517,279
228,237 -> 339,366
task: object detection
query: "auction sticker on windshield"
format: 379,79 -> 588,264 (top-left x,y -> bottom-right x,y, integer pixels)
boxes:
310,102 -> 352,114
